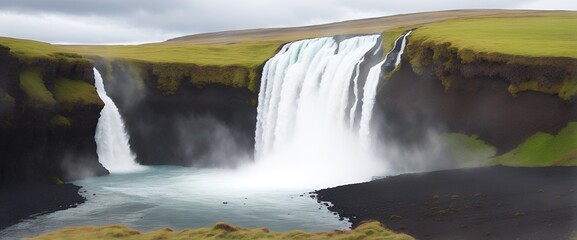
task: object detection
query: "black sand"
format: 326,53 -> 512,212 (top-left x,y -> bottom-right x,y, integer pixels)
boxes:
0,183 -> 85,230
316,166 -> 577,240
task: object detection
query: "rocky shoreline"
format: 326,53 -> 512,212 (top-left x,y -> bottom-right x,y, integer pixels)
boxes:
0,183 -> 85,230
316,166 -> 577,240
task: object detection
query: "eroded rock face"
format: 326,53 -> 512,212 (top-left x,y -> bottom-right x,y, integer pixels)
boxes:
95,60 -> 258,167
0,47 -> 108,185
374,59 -> 577,154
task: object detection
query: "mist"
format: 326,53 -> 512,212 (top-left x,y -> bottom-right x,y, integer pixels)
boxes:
175,114 -> 253,168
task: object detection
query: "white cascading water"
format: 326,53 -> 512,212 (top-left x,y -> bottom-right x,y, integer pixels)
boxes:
94,68 -> 144,173
359,30 -> 413,148
248,35 -> 383,189
246,32 -> 413,189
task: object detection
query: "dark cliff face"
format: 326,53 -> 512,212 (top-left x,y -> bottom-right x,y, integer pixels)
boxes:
375,59 -> 577,155
0,47 -> 108,185
95,60 -> 257,167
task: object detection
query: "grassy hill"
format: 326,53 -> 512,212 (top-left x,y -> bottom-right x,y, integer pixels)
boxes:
4,10 -> 573,66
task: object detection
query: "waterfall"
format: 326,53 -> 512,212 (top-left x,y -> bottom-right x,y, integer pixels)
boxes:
359,30 -> 413,148
249,32 -> 413,188
93,68 -> 143,173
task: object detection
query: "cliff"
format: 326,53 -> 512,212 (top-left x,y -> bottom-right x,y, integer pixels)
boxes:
375,12 -> 577,167
91,58 -> 259,167
1,10 -> 576,184
0,38 -> 108,184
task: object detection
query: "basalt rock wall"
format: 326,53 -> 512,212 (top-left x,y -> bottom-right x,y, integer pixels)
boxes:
93,59 -> 259,167
0,46 -> 108,185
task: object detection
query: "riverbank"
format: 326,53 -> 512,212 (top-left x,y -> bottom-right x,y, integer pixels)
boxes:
0,183 -> 85,230
316,166 -> 577,239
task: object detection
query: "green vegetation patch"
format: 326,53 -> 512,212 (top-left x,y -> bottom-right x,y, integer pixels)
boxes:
54,78 -> 103,109
492,122 -> 577,167
410,13 -> 577,58
26,221 -> 414,240
49,114 -> 71,127
381,29 -> 405,56
19,68 -> 56,107
441,133 -> 497,167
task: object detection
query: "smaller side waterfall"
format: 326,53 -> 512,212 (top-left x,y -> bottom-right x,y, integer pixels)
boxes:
94,68 -> 143,173
359,30 -> 413,148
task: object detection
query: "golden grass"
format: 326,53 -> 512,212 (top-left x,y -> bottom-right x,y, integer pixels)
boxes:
26,221 -> 414,240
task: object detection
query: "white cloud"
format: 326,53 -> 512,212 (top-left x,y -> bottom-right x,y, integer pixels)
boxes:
518,0 -> 577,10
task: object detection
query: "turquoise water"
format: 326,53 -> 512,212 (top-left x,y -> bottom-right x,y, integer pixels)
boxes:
0,166 -> 349,239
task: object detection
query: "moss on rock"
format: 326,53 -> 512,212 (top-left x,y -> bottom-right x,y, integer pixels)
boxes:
19,67 -> 56,108
405,36 -> 577,99
49,114 -> 71,127
54,78 -> 103,111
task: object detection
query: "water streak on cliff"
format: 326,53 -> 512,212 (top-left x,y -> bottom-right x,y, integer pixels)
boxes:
94,68 -> 144,173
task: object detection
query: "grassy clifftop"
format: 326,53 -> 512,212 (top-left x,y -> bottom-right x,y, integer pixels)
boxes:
0,37 -> 103,125
4,10 -> 574,96
406,12 -> 577,99
411,13 -> 577,58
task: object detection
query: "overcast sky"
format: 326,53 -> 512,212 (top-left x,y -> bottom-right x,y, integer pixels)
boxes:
0,0 -> 575,44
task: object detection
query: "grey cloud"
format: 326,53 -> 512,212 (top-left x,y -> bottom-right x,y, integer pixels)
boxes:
0,0 -> 187,16
0,0 -> 575,44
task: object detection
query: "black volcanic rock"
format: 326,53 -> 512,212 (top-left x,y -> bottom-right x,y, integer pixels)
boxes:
0,183 -> 86,230
316,166 -> 577,240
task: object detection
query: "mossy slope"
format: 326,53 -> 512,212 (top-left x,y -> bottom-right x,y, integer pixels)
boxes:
406,12 -> 577,99
492,122 -> 577,166
443,122 -> 577,167
26,221 -> 414,240
0,37 -> 107,184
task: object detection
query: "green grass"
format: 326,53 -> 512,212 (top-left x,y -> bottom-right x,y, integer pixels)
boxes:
0,37 -> 63,59
492,122 -> 577,166
19,68 -> 56,106
441,133 -> 497,167
63,41 -> 282,67
26,221 -> 414,240
382,29 -> 408,56
54,78 -> 103,108
410,13 -> 577,58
